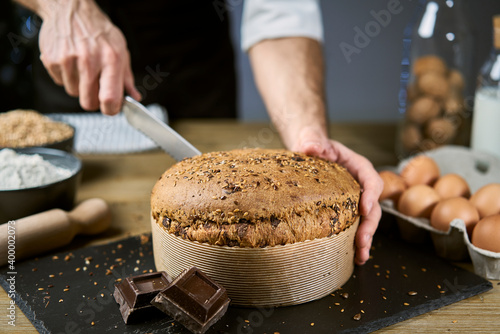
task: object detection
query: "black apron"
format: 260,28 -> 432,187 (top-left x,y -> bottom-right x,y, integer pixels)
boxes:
32,0 -> 237,120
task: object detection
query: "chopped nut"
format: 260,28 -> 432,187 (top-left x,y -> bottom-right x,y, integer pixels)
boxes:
408,291 -> 417,296
140,234 -> 149,245
353,313 -> 361,321
341,292 -> 349,299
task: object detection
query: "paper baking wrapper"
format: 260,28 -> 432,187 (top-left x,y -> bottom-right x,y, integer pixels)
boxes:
151,217 -> 359,307
381,145 -> 500,264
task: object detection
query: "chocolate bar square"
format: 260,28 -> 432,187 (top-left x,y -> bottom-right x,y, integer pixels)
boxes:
114,271 -> 173,324
151,267 -> 230,334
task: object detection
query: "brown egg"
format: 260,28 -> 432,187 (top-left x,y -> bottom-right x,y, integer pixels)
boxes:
430,197 -> 479,235
401,123 -> 422,152
406,96 -> 441,124
417,72 -> 450,100
412,55 -> 447,77
400,155 -> 440,186
448,69 -> 465,93
472,214 -> 500,252
425,118 -> 457,145
470,183 -> 500,218
406,82 -> 420,102
444,94 -> 464,115
398,184 -> 440,218
433,173 -> 470,199
379,171 -> 407,203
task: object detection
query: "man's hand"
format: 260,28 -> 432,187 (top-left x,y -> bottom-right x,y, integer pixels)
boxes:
292,126 -> 384,265
20,0 -> 141,115
248,37 -> 383,264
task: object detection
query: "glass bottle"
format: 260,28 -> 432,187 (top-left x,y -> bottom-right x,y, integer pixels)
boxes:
396,0 -> 475,158
470,15 -> 500,159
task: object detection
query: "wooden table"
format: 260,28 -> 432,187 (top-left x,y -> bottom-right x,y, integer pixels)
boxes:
1,121 -> 498,333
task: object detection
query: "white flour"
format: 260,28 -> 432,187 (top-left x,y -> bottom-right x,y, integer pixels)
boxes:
0,149 -> 73,190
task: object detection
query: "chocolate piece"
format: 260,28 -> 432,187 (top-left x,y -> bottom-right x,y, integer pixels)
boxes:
114,271 -> 173,324
151,267 -> 230,334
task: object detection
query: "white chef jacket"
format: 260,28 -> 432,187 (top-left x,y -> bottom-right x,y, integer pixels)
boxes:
241,0 -> 324,51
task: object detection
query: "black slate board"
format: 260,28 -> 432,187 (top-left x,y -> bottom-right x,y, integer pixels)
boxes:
1,218 -> 492,334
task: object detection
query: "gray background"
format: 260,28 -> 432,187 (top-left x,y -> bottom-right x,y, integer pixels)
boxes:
229,0 -> 500,122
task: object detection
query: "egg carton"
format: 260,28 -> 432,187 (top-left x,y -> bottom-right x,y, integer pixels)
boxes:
452,219 -> 500,280
380,145 -> 500,277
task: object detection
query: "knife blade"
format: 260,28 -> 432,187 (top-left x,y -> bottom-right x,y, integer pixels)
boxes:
122,96 -> 201,161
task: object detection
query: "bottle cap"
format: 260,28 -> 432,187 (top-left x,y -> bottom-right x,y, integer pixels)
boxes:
494,15 -> 500,49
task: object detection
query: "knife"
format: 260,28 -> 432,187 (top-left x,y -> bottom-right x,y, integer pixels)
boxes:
122,96 -> 201,160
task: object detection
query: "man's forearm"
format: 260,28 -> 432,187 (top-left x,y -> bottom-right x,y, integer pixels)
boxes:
13,0 -> 91,20
248,37 -> 328,150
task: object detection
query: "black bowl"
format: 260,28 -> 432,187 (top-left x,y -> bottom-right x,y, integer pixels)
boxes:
38,130 -> 75,153
0,147 -> 82,223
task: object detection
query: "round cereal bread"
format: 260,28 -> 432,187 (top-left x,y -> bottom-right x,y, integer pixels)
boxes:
151,148 -> 360,247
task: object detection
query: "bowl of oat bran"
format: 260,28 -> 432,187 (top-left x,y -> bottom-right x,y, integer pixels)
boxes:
0,109 -> 75,152
0,147 -> 82,223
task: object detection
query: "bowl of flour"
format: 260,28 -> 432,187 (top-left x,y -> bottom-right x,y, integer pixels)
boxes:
0,148 -> 82,223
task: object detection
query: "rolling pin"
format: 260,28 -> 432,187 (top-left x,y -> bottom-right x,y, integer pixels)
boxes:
0,198 -> 111,266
